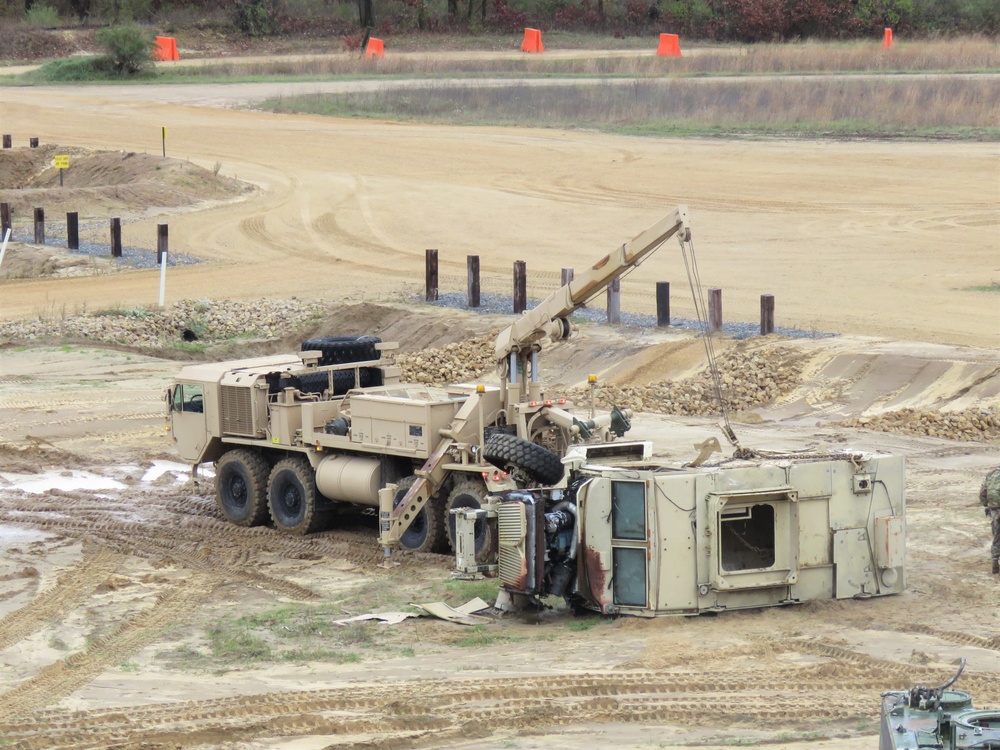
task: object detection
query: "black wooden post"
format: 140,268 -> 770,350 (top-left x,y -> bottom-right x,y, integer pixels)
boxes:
561,267 -> 574,286
1,203 -> 10,238
2,135 -> 10,149
29,137 -> 38,148
607,277 -> 621,324
656,281 -> 670,327
513,260 -> 527,314
760,294 -> 775,335
33,207 -> 44,245
110,217 -> 122,258
708,287 -> 722,333
66,212 -> 79,250
157,224 -> 168,264
467,255 -> 480,308
425,249 -> 438,302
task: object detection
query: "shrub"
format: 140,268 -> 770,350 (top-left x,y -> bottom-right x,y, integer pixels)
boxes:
95,23 -> 154,75
26,3 -> 60,25
233,0 -> 282,35
93,0 -> 151,23
485,0 -> 526,32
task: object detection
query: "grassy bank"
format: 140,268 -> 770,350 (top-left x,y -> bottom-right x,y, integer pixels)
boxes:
260,77 -> 1000,140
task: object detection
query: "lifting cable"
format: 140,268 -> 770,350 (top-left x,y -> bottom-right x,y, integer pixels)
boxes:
678,232 -> 751,458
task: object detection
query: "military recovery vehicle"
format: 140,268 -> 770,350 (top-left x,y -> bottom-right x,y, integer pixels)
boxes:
166,208 -> 693,556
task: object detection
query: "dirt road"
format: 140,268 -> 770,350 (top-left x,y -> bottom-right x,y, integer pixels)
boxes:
0,80 -> 996,345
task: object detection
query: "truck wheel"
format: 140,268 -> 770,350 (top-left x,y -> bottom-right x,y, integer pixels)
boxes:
394,476 -> 446,554
483,433 -> 565,486
446,480 -> 497,563
301,335 -> 381,366
268,458 -> 325,535
216,449 -> 270,526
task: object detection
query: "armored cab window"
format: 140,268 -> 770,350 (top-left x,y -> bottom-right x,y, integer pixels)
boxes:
720,503 -> 776,571
612,481 -> 646,540
611,481 -> 647,607
177,384 -> 204,414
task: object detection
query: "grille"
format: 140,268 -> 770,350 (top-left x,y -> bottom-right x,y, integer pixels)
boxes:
221,386 -> 255,436
497,502 -> 527,589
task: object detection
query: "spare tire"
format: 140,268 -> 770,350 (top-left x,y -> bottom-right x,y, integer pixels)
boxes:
483,433 -> 564,486
302,335 -> 381,366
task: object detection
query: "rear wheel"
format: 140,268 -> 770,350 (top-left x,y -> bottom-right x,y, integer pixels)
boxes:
446,480 -> 496,563
216,449 -> 270,526
394,476 -> 446,554
268,457 -> 325,534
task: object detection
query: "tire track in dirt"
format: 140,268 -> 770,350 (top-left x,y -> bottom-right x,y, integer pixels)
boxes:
0,542 -> 124,651
0,572 -> 216,720
0,663 -> 909,749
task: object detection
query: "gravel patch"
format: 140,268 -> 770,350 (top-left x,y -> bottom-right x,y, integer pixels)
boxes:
4,229 -> 199,269
425,292 -> 836,340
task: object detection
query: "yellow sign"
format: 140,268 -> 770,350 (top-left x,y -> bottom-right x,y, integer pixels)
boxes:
53,154 -> 69,169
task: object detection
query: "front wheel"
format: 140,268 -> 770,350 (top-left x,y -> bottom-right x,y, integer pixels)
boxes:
216,449 -> 270,526
268,457 -> 325,534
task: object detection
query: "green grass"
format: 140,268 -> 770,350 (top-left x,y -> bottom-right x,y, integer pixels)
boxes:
259,76 -> 1000,141
566,616 -> 603,631
964,282 -> 1000,292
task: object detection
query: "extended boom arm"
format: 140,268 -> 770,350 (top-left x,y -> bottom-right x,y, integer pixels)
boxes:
493,205 -> 691,361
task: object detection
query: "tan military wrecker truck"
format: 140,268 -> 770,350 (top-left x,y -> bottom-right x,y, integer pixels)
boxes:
167,206 -> 906,616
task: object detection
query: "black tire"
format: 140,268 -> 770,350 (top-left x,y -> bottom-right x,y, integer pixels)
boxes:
483,433 -> 564,486
394,476 -> 446,554
295,368 -> 382,396
216,449 -> 270,526
301,335 -> 381,366
446,479 -> 497,564
268,457 -> 325,534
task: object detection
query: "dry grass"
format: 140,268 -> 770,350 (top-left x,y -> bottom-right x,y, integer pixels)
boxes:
262,77 -> 1000,138
166,37 -> 1000,79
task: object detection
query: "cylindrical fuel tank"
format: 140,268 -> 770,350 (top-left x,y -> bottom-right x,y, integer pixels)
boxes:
314,454 -> 381,506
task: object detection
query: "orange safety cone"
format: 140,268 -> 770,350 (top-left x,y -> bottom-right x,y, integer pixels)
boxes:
882,27 -> 893,49
521,28 -> 543,53
656,33 -> 681,57
365,37 -> 385,59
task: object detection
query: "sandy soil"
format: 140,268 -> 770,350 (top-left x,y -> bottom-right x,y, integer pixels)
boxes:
0,58 -> 998,749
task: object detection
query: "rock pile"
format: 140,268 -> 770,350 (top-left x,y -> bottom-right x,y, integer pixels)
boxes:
395,333 -> 497,384
571,346 -> 806,417
842,407 -> 1000,443
0,298 -> 324,349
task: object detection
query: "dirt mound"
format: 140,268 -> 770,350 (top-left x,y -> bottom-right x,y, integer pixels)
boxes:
842,407 -> 1000,443
0,145 -> 251,220
0,243 -> 117,279
570,344 -> 808,417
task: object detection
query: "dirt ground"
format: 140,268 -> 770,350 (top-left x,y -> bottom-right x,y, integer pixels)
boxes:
0,60 -> 998,749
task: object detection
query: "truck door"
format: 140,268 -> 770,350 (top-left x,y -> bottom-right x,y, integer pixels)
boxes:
168,382 -> 209,463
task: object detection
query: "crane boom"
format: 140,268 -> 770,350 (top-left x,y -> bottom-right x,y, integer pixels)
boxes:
493,205 -> 691,361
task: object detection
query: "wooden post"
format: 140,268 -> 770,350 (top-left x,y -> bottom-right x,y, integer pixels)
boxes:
424,248 -> 438,302
2,135 -> 10,149
1,203 -> 10,237
66,212 -> 79,250
607,277 -> 621,324
33,207 -> 44,245
513,260 -> 527,314
656,281 -> 670,327
110,217 -> 122,258
29,137 -> 38,148
708,287 -> 722,333
760,294 -> 775,335
561,267 -> 574,286
467,255 -> 480,308
157,224 -> 168,264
